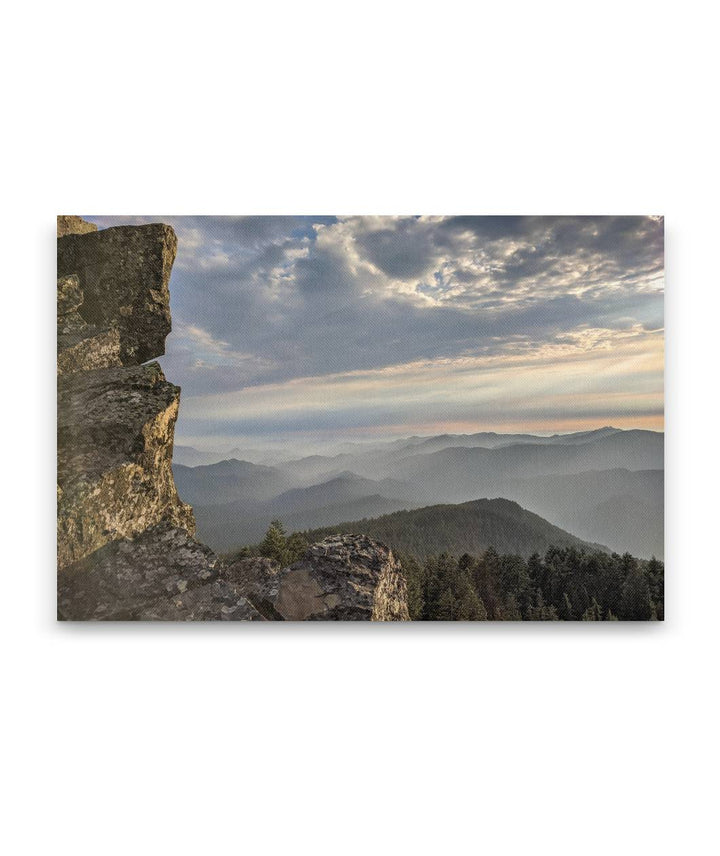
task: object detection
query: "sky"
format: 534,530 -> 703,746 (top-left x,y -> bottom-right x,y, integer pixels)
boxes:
87,215 -> 664,453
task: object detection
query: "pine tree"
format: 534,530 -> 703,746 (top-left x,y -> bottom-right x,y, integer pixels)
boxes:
646,556 -> 664,620
436,588 -> 458,621
400,553 -> 425,620
502,593 -> 522,621
285,531 -> 309,563
582,598 -> 603,621
455,573 -> 487,620
560,592 -> 574,620
259,520 -> 289,565
526,590 -> 559,620
620,568 -> 653,620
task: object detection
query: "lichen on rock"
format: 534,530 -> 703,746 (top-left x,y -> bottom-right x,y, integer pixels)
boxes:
58,523 -> 262,621
57,215 -> 97,238
57,223 -> 177,365
227,534 -> 410,621
57,362 -> 194,568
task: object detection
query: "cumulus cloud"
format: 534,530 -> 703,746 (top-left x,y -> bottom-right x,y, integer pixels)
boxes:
84,214 -> 664,444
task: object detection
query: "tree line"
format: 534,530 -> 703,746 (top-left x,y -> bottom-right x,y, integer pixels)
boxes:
400,547 -> 664,621
231,520 -> 664,621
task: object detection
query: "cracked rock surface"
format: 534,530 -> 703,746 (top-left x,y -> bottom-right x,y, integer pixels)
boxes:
57,223 -> 176,365
57,362 -> 195,568
227,534 -> 410,621
58,523 -> 262,621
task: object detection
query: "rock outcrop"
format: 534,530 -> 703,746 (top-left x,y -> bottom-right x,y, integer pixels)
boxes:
227,534 -> 410,620
57,215 -> 98,238
57,216 -> 410,621
57,223 -> 176,365
58,524 -> 261,621
57,215 -> 196,578
57,362 -> 195,567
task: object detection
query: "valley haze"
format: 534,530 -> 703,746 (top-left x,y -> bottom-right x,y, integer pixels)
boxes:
173,426 -> 663,560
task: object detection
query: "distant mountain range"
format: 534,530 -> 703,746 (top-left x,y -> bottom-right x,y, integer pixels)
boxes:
173,427 -> 664,558
189,470 -> 420,549
173,459 -> 296,506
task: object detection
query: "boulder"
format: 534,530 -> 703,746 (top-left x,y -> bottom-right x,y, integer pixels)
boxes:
57,223 -> 177,364
57,215 -> 97,238
227,534 -> 410,620
58,523 -> 263,621
57,362 -> 194,568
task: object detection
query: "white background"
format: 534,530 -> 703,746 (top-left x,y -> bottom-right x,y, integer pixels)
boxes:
2,1 -> 718,854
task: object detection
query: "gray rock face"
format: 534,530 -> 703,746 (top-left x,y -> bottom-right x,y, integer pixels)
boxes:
57,273 -> 124,375
57,325 -> 123,375
227,534 -> 410,621
57,273 -> 84,317
57,215 -> 97,238
57,224 -> 176,364
58,524 -> 262,621
57,362 -> 194,568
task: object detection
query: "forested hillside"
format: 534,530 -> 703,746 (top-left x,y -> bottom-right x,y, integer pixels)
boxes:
303,498 -> 606,558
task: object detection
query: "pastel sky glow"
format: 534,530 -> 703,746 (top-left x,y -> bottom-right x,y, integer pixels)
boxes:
87,215 -> 664,452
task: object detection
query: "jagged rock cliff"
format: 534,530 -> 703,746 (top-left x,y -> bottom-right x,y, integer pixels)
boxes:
57,362 -> 195,567
227,534 -> 410,620
57,218 -> 194,570
56,216 -> 409,622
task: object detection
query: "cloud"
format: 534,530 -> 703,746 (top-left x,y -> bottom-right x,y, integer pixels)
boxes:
84,214 -> 664,441
176,325 -> 663,443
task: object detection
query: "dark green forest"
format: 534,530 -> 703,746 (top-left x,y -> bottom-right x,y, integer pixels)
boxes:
398,547 -> 663,621
230,520 -> 664,621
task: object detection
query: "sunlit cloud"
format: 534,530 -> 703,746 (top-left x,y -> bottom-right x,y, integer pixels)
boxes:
84,214 -> 664,448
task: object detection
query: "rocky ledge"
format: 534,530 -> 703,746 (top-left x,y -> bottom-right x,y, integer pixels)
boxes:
59,532 -> 409,622
227,534 -> 410,621
57,223 -> 176,365
58,524 -> 262,621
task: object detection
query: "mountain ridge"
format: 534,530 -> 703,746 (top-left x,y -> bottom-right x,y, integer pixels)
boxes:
300,497 -> 609,560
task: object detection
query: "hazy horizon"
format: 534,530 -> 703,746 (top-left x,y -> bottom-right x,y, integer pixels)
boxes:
172,424 -> 663,463
85,215 -> 664,451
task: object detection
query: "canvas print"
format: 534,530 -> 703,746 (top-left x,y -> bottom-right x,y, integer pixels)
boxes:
57,215 -> 664,621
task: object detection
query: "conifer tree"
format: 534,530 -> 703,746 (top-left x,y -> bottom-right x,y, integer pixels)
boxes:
399,553 -> 425,620
455,573 -> 487,620
582,597 -> 603,621
503,593 -> 522,621
560,592 -> 574,620
620,568 -> 653,620
285,531 -> 309,564
436,588 -> 458,621
259,520 -> 289,565
646,556 -> 664,620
